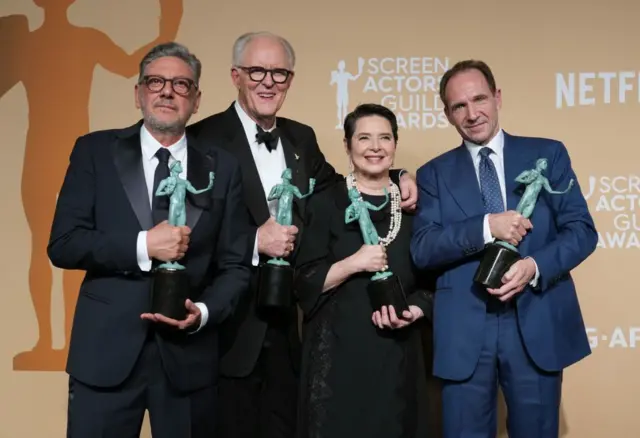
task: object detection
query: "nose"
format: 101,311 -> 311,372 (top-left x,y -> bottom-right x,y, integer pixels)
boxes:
466,104 -> 478,121
261,73 -> 275,88
160,81 -> 175,97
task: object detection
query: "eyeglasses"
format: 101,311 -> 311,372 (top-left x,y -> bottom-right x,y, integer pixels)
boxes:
235,66 -> 293,84
140,75 -> 197,96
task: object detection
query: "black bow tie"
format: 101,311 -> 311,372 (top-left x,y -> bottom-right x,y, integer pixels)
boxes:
256,125 -> 279,152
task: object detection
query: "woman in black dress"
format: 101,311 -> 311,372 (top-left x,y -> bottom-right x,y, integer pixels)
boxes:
294,103 -> 433,438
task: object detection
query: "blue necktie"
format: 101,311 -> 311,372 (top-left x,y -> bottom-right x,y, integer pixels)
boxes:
478,147 -> 504,214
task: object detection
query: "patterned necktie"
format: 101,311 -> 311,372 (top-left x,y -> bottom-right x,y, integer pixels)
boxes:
152,148 -> 171,225
478,147 -> 504,214
256,125 -> 279,152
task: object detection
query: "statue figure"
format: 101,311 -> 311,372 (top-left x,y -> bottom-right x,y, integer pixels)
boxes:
344,186 -> 391,280
266,168 -> 316,265
155,160 -> 215,269
515,158 -> 574,219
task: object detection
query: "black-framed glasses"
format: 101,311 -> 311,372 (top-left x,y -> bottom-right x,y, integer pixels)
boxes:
141,75 -> 197,96
236,66 -> 293,84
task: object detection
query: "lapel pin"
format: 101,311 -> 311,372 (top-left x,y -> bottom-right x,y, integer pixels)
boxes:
295,153 -> 299,160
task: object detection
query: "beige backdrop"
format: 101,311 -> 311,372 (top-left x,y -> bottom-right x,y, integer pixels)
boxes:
1,0 -> 638,436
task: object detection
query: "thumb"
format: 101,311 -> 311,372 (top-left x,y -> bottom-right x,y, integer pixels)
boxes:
502,264 -> 518,282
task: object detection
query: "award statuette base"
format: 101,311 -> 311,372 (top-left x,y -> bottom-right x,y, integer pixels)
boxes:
474,241 -> 522,289
151,262 -> 189,321
257,258 -> 294,311
367,270 -> 410,314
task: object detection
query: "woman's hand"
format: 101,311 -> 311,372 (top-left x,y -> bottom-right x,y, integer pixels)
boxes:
372,305 -> 423,330
347,244 -> 388,273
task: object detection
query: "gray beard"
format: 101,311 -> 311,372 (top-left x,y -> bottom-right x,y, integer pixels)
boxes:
145,114 -> 184,136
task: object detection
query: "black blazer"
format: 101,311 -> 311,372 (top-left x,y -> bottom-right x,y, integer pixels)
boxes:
48,120 -> 253,392
187,103 -> 404,378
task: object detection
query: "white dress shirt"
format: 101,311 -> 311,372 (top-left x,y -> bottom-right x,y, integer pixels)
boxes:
234,100 -> 288,264
464,128 -> 540,287
135,124 -> 209,331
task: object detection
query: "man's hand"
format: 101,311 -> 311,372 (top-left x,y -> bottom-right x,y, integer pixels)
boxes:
488,211 -> 532,246
487,258 -> 536,302
372,305 -> 424,329
258,217 -> 298,258
141,298 -> 201,330
147,220 -> 191,261
398,172 -> 418,212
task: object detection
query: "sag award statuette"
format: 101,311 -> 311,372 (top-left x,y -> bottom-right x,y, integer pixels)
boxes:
474,158 -> 574,288
257,169 -> 315,311
345,185 -> 409,314
152,160 -> 214,320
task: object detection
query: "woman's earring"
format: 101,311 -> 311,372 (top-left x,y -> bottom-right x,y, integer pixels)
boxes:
348,158 -> 354,172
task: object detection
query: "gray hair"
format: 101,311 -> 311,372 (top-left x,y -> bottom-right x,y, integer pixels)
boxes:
138,42 -> 202,85
231,31 -> 296,70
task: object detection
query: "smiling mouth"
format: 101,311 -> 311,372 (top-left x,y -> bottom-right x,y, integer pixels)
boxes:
365,156 -> 385,162
257,92 -> 276,100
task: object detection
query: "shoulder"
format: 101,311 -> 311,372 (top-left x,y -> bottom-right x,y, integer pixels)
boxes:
506,132 -> 571,162
416,145 -> 462,177
278,116 -> 317,141
187,111 -> 226,137
70,125 -> 132,157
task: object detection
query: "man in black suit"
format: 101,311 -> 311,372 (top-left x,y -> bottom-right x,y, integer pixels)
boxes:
187,31 -> 418,438
48,42 -> 252,437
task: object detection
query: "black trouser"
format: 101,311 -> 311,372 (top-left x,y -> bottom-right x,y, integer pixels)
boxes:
215,326 -> 298,438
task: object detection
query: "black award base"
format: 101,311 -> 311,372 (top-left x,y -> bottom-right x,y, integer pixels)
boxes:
474,241 -> 521,289
257,262 -> 294,311
151,267 -> 189,321
367,272 -> 410,314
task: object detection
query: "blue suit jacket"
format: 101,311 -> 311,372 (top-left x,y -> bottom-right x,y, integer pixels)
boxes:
410,132 -> 597,381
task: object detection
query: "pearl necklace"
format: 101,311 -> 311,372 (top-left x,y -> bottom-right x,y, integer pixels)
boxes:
346,172 -> 402,247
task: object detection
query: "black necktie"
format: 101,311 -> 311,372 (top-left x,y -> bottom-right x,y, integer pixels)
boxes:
256,125 -> 279,152
152,148 -> 171,225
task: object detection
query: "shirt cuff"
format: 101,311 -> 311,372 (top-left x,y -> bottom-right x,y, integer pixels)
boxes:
190,302 -> 209,334
526,257 -> 540,288
252,230 -> 260,267
137,231 -> 152,272
482,214 -> 495,245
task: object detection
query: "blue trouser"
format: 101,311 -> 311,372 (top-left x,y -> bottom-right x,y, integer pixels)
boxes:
441,299 -> 562,438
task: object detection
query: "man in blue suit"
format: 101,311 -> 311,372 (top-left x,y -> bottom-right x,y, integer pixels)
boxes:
410,59 -> 597,437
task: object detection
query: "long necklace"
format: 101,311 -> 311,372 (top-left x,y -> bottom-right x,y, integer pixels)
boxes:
346,172 -> 402,247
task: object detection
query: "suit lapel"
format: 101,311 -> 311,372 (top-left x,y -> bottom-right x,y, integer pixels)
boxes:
218,106 -> 271,225
185,133 -> 212,230
443,144 -> 485,218
502,132 -> 528,212
113,121 -> 153,230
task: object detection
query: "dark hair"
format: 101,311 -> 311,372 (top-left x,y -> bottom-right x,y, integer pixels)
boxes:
439,59 -> 497,109
343,103 -> 398,149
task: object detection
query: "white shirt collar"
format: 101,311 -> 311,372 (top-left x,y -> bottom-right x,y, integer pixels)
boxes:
140,123 -> 187,161
464,128 -> 504,162
234,100 -> 277,146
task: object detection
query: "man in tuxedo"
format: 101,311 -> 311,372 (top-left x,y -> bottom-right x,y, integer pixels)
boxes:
187,31 -> 418,438
410,59 -> 598,438
48,42 -> 252,437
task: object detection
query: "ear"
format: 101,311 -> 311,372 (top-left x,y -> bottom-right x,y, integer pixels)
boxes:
193,90 -> 202,114
495,88 -> 502,110
230,67 -> 241,89
134,84 -> 141,109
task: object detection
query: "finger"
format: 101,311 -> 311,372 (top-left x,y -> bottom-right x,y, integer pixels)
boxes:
185,299 -> 200,314
499,285 -> 524,302
374,311 -> 384,329
181,226 -> 192,236
140,313 -> 157,321
154,314 -> 181,326
178,314 -> 197,330
381,306 -> 391,327
286,234 -> 296,243
289,226 -> 299,235
402,310 -> 414,320
502,265 -> 518,283
388,305 -> 400,326
182,235 -> 190,245
523,218 -> 533,229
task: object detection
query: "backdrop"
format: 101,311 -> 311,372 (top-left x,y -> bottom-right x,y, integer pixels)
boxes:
1,0 -> 637,436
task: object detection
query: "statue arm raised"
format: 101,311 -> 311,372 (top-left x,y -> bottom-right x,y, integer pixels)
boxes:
514,170 -> 537,184
186,172 -> 215,194
364,189 -> 389,211
155,179 -> 171,196
94,0 -> 183,77
543,177 -> 574,194
293,178 -> 316,199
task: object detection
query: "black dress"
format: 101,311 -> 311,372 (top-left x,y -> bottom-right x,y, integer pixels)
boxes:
294,182 -> 433,438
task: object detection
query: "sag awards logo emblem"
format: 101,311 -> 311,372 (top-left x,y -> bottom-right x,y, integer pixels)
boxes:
583,174 -> 640,249
329,56 -> 451,130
